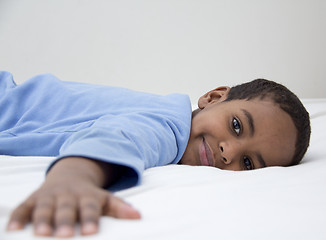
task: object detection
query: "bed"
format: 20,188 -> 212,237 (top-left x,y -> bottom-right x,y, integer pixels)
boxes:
0,99 -> 325,240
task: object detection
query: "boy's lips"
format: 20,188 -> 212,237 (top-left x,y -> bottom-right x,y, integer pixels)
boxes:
199,138 -> 214,167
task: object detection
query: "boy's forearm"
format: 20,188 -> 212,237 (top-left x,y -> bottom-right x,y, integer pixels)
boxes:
46,157 -> 121,188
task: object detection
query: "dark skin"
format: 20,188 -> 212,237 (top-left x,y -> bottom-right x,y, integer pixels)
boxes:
7,157 -> 141,238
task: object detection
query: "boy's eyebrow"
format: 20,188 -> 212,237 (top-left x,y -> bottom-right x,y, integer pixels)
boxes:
256,153 -> 267,168
241,109 -> 255,136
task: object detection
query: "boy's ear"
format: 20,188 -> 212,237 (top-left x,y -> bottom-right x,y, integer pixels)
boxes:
198,86 -> 230,109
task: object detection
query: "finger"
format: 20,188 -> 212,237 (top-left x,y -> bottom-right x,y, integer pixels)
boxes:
32,197 -> 54,236
104,194 -> 141,219
79,197 -> 101,236
7,198 -> 35,231
54,195 -> 77,238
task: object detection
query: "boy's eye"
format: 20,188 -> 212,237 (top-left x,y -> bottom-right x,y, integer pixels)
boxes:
232,118 -> 241,135
243,156 -> 253,170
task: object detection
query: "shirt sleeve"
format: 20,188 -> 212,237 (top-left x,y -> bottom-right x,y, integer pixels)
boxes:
47,110 -> 190,190
0,71 -> 16,95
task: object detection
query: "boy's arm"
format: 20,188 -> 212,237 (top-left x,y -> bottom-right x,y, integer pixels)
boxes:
6,157 -> 141,238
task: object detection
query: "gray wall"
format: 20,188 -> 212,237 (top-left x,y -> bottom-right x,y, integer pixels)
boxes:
1,0 -> 325,103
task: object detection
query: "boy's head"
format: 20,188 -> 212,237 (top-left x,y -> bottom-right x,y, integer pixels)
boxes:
180,79 -> 311,170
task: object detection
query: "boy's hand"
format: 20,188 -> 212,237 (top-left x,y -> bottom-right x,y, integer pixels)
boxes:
6,157 -> 141,238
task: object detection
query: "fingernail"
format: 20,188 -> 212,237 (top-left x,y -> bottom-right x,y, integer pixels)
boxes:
82,222 -> 98,235
121,204 -> 141,219
55,225 -> 74,238
35,223 -> 52,236
7,221 -> 21,231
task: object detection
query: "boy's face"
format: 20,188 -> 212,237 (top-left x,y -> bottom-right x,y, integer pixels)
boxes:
179,87 -> 297,170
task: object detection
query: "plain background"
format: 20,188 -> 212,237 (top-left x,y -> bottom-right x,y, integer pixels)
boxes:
0,0 -> 325,103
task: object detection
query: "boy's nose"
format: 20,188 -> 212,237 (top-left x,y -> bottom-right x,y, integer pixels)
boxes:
219,146 -> 229,164
219,141 -> 239,165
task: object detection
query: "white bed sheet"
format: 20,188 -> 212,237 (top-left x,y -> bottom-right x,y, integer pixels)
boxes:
0,99 -> 325,240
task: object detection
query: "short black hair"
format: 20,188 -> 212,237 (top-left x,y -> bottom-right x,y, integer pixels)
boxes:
224,79 -> 310,166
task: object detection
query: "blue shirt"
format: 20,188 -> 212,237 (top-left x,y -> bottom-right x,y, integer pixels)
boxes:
0,71 -> 192,189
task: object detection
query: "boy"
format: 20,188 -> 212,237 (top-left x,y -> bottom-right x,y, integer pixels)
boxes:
2,71 -> 310,237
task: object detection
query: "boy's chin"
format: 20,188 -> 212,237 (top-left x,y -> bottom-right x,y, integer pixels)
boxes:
179,157 -> 198,166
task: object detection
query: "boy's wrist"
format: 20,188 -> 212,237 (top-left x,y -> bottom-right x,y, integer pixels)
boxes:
46,157 -> 109,188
